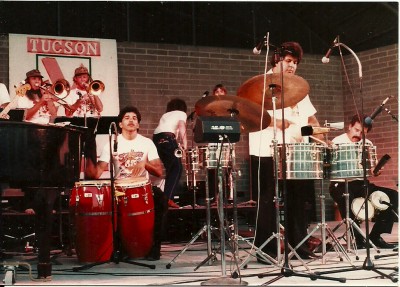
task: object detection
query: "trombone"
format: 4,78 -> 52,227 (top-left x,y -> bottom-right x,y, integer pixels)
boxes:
37,78 -> 71,109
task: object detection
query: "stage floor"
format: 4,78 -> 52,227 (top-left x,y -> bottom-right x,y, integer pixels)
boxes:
1,221 -> 398,286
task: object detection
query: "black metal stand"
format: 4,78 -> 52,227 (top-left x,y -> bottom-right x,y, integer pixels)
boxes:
72,123 -> 155,272
313,40 -> 397,283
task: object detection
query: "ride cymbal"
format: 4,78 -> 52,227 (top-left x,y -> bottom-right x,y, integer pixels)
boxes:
194,95 -> 271,133
237,73 -> 310,110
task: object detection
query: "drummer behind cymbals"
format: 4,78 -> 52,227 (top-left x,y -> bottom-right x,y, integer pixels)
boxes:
329,113 -> 398,249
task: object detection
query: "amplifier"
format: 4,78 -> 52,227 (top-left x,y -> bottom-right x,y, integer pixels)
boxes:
194,116 -> 240,143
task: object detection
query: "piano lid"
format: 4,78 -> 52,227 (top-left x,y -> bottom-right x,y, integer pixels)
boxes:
0,121 -> 86,188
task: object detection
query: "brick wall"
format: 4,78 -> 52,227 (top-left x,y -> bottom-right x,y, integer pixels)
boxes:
1,35 -> 397,220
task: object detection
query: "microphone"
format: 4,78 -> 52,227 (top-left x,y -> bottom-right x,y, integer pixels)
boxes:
109,122 -> 118,153
77,91 -> 83,98
373,154 -> 391,176
365,96 -> 392,125
301,125 -> 331,136
253,35 -> 267,55
202,91 -> 209,97
322,36 -> 339,63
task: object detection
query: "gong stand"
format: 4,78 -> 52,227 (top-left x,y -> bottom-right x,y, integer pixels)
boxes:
312,40 -> 397,283
72,122 -> 155,272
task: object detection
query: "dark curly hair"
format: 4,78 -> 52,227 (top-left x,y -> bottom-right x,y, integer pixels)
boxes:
270,41 -> 303,67
117,106 -> 142,124
166,98 -> 187,113
350,114 -> 372,132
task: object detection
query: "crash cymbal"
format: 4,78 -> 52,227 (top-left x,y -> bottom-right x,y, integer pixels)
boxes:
195,95 -> 271,133
237,73 -> 310,109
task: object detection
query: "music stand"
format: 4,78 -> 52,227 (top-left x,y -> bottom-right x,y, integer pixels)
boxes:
0,108 -> 26,121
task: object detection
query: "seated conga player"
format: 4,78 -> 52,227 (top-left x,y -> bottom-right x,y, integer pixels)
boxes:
85,106 -> 168,260
329,114 -> 398,249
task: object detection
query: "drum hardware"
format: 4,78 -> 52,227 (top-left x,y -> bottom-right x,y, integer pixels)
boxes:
71,122 -> 155,272
329,179 -> 379,257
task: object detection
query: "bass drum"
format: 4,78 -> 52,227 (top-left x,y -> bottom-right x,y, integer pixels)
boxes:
69,180 -> 114,263
115,177 -> 155,259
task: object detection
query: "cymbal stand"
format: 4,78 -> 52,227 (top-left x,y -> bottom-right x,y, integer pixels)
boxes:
256,46 -> 343,284
330,179 -> 379,258
201,137 -> 247,286
72,123 -> 155,272
166,164 -> 215,269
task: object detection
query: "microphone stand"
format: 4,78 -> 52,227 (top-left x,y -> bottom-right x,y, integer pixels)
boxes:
72,123 -> 155,272
313,40 -> 397,283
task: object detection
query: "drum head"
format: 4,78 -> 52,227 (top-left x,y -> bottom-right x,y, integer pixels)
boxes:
75,180 -> 111,187
369,190 -> 390,211
115,176 -> 148,187
351,197 -> 375,221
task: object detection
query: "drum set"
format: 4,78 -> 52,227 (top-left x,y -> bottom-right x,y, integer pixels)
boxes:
69,176 -> 154,263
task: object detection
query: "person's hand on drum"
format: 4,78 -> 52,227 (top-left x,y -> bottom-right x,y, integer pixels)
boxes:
129,161 -> 146,177
275,118 -> 292,130
25,208 -> 35,215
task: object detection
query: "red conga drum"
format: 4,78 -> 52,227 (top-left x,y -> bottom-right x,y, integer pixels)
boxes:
69,180 -> 113,263
115,177 -> 155,259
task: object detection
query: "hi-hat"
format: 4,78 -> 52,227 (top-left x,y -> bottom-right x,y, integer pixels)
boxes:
195,95 -> 271,133
237,73 -> 310,110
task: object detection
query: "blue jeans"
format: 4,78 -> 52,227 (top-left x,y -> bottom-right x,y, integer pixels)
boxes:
153,133 -> 183,200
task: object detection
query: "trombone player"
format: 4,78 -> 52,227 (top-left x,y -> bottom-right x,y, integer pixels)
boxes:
62,64 -> 104,117
16,69 -> 58,124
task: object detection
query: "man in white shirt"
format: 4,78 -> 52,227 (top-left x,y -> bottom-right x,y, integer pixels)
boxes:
329,114 -> 398,249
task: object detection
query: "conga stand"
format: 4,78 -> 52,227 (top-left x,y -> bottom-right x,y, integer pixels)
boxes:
72,123 -> 155,272
313,40 -> 397,283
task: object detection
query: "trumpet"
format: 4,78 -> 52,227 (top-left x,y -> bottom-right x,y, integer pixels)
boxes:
86,80 -> 105,96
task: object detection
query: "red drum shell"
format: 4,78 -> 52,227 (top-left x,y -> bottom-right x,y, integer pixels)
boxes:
69,180 -> 114,263
116,179 -> 154,259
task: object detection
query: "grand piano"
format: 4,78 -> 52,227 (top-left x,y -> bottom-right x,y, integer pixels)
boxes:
0,121 -> 86,278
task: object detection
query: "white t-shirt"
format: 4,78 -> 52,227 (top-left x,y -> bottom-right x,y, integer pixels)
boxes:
249,94 -> 317,157
0,83 -> 10,106
60,87 -> 100,117
98,133 -> 160,180
153,110 -> 187,135
17,95 -> 52,125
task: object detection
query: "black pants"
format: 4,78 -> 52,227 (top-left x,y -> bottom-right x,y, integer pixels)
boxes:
251,156 -> 316,254
329,180 -> 398,237
151,186 -> 169,253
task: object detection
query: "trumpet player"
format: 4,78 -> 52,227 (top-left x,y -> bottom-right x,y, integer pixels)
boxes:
16,69 -> 58,124
63,64 -> 104,117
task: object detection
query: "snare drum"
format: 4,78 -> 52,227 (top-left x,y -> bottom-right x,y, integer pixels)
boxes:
115,177 -> 154,259
69,180 -> 113,263
204,144 -> 233,169
330,143 -> 377,179
274,143 -> 325,179
351,197 -> 375,221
